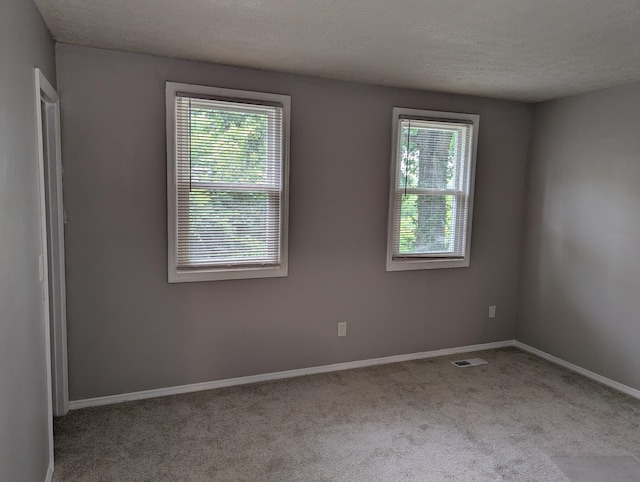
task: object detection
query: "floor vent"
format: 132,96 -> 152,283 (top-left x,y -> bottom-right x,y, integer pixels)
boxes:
451,358 -> 488,367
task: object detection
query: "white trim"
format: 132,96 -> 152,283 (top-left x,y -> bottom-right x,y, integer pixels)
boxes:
36,69 -> 58,103
35,69 -> 69,418
165,81 -> 290,283
386,108 -> 479,272
51,94 -> 69,416
69,340 -> 513,410
34,68 -> 55,482
513,341 -> 640,400
45,460 -> 54,482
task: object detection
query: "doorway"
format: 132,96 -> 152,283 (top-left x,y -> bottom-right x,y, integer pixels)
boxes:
35,68 -> 69,420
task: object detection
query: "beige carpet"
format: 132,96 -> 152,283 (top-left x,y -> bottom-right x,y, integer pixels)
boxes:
53,348 -> 640,481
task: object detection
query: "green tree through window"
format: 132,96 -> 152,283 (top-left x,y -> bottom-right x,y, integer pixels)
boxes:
398,125 -> 456,253
185,105 -> 276,265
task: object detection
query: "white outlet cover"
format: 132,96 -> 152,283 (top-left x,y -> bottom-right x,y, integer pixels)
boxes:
337,322 -> 347,337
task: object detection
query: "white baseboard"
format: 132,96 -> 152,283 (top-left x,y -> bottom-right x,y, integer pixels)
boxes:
513,341 -> 640,400
69,339 -> 640,410
69,340 -> 513,410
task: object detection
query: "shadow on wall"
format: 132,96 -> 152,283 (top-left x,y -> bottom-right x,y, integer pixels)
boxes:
520,128 -> 640,382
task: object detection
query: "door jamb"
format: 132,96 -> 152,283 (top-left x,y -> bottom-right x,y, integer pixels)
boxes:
34,67 -> 69,425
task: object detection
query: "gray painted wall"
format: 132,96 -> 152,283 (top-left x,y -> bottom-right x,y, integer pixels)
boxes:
0,0 -> 56,480
57,44 -> 532,401
518,82 -> 640,390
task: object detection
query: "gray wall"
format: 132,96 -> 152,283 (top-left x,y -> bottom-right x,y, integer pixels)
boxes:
0,0 -> 56,480
57,44 -> 533,401
518,82 -> 640,390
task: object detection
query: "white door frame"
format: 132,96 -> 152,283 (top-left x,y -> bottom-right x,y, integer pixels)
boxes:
35,68 -> 69,424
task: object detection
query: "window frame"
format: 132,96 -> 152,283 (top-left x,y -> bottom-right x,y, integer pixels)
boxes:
386,108 -> 479,271
166,82 -> 290,283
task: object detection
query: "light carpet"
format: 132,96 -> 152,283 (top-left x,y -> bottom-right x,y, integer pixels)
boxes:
53,348 -> 640,481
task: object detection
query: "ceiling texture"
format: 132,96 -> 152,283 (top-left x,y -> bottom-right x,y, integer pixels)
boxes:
35,0 -> 640,102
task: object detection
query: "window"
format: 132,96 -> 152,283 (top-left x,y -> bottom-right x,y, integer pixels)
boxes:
386,108 -> 479,271
166,82 -> 290,282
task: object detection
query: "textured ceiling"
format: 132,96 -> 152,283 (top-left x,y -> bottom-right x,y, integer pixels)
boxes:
34,0 -> 640,102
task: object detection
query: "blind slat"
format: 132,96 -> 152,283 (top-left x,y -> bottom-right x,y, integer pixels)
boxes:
175,94 -> 284,269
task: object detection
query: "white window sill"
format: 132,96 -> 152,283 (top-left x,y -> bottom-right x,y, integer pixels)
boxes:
168,265 -> 287,283
386,257 -> 470,271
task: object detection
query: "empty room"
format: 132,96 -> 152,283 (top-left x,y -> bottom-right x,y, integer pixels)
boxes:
2,0 -> 640,480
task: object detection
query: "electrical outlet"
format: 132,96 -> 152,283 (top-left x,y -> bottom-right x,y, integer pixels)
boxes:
488,305 -> 496,319
337,322 -> 347,337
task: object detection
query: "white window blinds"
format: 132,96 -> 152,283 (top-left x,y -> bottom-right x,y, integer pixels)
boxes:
387,109 -> 479,271
167,83 -> 289,282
